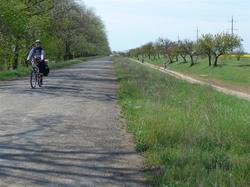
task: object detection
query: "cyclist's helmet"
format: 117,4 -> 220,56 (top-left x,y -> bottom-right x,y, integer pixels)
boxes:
35,40 -> 41,44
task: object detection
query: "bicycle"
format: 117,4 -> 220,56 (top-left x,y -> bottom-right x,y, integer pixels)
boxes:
30,63 -> 43,89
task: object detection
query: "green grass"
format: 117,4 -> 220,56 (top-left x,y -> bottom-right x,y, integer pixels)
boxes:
146,56 -> 250,89
114,57 -> 250,187
0,56 -> 100,81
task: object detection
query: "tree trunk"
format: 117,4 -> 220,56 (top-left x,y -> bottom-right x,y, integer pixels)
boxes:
64,41 -> 73,61
168,55 -> 174,64
13,39 -> 20,70
190,55 -> 194,66
213,52 -> 223,66
180,54 -> 187,63
208,55 -> 212,66
214,56 -> 219,66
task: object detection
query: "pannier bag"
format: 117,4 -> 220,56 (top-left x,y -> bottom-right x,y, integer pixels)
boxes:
44,60 -> 50,76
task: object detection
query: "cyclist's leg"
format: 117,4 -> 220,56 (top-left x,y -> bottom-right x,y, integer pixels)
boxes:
38,61 -> 45,86
37,62 -> 43,74
40,74 -> 43,85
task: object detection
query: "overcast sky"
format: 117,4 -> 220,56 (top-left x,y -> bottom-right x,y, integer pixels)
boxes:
79,0 -> 250,52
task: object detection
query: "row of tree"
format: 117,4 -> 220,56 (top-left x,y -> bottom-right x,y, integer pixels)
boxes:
128,33 -> 243,66
0,0 -> 110,70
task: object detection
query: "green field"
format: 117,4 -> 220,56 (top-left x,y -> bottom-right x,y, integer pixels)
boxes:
145,56 -> 250,90
0,56 -> 100,81
114,57 -> 250,186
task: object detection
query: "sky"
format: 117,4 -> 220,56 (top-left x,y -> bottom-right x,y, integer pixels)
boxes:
78,0 -> 250,52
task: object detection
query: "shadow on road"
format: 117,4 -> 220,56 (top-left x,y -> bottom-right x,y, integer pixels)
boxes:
0,143 -> 145,186
0,59 -> 117,102
0,58 -> 146,186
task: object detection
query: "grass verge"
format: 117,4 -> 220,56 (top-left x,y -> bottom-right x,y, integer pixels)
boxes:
0,56 -> 101,81
146,57 -> 250,90
114,57 -> 250,186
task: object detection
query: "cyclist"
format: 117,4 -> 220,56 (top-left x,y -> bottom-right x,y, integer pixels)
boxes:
27,40 -> 45,75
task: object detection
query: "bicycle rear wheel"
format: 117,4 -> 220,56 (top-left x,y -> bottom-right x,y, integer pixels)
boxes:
30,70 -> 37,89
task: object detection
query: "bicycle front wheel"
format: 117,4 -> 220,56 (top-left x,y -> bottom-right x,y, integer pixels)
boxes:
30,71 -> 37,89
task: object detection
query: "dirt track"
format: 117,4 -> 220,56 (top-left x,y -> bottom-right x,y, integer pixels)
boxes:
0,57 -> 146,187
132,59 -> 250,101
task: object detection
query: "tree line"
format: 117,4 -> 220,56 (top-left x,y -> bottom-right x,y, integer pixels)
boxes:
128,33 -> 243,67
0,0 -> 110,70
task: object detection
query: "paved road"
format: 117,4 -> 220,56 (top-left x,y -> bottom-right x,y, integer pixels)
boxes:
0,57 -> 146,187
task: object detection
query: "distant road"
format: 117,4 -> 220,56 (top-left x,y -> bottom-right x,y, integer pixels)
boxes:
0,57 -> 146,187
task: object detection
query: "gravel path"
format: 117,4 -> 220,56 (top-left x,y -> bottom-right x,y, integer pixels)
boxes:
132,59 -> 250,101
0,57 -> 146,187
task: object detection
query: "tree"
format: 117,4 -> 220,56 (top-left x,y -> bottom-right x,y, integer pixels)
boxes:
158,38 -> 176,64
0,0 -> 110,70
212,33 -> 242,66
142,42 -> 154,60
128,33 -> 243,68
234,46 -> 244,61
178,41 -> 188,63
153,41 -> 162,59
197,34 -> 214,66
0,0 -> 28,69
168,42 -> 180,63
182,40 -> 197,66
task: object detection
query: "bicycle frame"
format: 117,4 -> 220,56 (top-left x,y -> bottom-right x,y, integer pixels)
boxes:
30,64 -> 42,89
